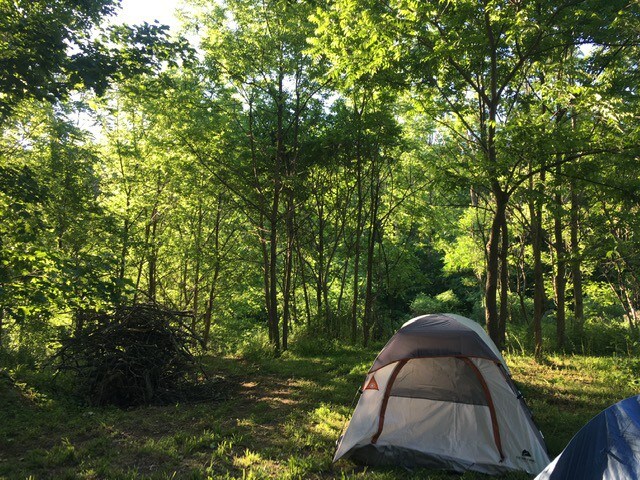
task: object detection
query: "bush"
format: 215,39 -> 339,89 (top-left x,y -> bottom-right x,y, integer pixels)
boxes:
235,329 -> 276,361
410,290 -> 461,315
568,317 -> 637,355
53,304 -> 202,407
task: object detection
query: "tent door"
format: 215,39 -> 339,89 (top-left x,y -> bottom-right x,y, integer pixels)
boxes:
370,356 -> 505,462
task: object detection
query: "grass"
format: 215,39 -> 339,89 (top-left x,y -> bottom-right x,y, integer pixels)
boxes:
1,344 -> 638,479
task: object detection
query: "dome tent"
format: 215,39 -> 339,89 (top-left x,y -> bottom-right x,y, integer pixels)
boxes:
535,395 -> 640,480
333,313 -> 550,475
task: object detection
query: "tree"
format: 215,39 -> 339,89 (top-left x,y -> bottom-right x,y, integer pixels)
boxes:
182,0 -> 329,352
312,0 -> 639,349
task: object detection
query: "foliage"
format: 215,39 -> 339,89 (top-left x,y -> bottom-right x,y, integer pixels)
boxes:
0,0 -> 116,120
0,0 -> 192,123
410,290 -> 462,316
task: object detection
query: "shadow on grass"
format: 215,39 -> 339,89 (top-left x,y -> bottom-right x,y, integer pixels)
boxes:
2,349 -> 636,479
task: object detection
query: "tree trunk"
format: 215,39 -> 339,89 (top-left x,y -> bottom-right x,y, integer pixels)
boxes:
570,179 -> 584,334
192,197 -> 203,332
351,97 -> 365,345
282,192 -> 294,351
363,173 -> 381,347
202,195 -> 223,350
498,219 -> 509,348
119,217 -> 130,281
148,204 -> 158,303
485,188 -> 508,349
529,173 -> 545,358
282,74 -> 302,351
553,177 -> 567,350
267,68 -> 285,354
295,239 -> 312,327
316,196 -> 325,330
202,269 -> 219,349
515,235 -> 530,324
268,193 -> 280,353
350,167 -> 363,344
337,257 -> 349,330
259,213 -> 272,342
0,308 -> 4,349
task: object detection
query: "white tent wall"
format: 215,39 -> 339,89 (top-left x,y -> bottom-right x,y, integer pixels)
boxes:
370,396 -> 498,467
334,356 -> 550,475
471,357 -> 550,473
333,364 -> 395,462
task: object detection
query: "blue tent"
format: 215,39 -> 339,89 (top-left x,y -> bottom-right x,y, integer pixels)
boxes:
536,395 -> 640,480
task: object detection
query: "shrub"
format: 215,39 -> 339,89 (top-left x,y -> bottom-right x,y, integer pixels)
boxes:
410,290 -> 461,315
235,329 -> 276,361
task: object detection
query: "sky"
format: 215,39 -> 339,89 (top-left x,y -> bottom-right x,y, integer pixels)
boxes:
113,0 -> 182,30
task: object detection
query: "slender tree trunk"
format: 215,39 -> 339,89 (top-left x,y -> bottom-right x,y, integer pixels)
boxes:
259,213 -> 272,341
295,239 -> 312,326
351,151 -> 364,344
515,235 -> 529,324
249,97 -> 273,345
180,255 -> 188,307
553,175 -> 567,350
614,269 -> 639,334
337,257 -> 349,320
570,179 -> 584,334
133,255 -> 144,304
282,75 -> 302,351
485,188 -> 508,349
282,192 -> 294,351
192,197 -> 203,332
134,207 -> 150,303
267,67 -> 285,354
268,195 -> 280,352
529,173 -> 545,358
202,266 -> 220,349
622,281 -> 639,334
203,285 -> 215,349
316,197 -> 325,329
499,219 -> 509,348
202,199 -> 223,350
363,173 -> 381,347
0,308 -> 4,349
148,204 -> 158,303
119,217 -> 130,281
118,156 -> 132,282
482,45 -> 508,348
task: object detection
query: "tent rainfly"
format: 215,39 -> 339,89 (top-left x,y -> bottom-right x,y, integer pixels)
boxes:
334,313 -> 550,475
535,395 -> 640,480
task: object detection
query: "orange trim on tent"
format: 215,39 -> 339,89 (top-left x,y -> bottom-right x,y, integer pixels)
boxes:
461,357 -> 505,462
371,359 -> 407,444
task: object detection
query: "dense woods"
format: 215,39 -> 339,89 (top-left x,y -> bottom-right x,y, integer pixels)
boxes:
1,0 -> 639,361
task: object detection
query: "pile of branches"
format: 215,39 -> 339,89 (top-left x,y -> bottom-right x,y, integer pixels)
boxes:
53,303 -> 209,407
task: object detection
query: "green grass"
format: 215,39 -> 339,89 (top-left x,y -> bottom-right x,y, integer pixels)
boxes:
1,346 -> 638,479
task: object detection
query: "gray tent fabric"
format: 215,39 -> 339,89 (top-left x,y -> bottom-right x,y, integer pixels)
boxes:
369,314 -> 502,373
390,357 -> 488,406
335,313 -> 550,476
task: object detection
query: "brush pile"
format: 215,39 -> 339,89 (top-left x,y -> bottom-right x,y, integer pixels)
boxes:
54,304 -> 205,407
